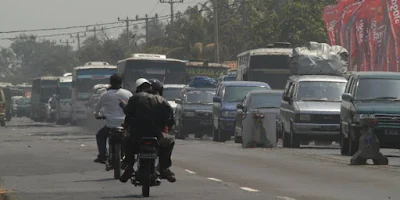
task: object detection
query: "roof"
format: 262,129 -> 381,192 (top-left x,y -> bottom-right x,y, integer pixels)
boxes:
74,65 -> 117,70
237,48 -> 292,57
59,76 -> 72,82
185,61 -> 230,68
220,81 -> 270,87
183,86 -> 217,92
248,90 -> 284,95
117,56 -> 185,64
164,84 -> 186,88
290,75 -> 347,82
350,71 -> 400,79
33,76 -> 59,80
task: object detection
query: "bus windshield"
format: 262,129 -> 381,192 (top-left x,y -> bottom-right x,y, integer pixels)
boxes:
76,79 -> 109,99
123,60 -> 186,90
249,55 -> 289,69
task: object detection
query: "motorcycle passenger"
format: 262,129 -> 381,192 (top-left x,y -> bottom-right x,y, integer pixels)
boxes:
120,79 -> 176,183
93,74 -> 133,164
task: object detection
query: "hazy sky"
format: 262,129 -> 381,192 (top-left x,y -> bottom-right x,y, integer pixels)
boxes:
0,0 -> 205,48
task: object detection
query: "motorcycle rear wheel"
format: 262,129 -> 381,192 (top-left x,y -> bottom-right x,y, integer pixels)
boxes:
113,143 -> 121,179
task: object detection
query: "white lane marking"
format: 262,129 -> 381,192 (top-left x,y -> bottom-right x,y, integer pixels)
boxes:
240,187 -> 259,192
80,144 -> 85,147
207,177 -> 222,182
185,169 -> 196,174
277,196 -> 296,200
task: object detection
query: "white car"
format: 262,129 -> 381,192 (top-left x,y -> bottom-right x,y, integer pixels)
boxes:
163,84 -> 186,112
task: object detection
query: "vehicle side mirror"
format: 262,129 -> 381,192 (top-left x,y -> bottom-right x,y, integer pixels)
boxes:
175,98 -> 182,104
342,93 -> 353,102
213,96 -> 222,103
236,104 -> 244,110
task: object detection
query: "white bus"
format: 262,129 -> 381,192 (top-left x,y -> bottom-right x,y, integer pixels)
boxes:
56,75 -> 72,124
71,62 -> 117,124
117,54 -> 187,91
237,43 -> 292,89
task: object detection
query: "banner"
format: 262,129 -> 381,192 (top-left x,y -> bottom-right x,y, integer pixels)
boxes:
323,5 -> 339,45
325,0 -> 400,71
386,0 -> 400,71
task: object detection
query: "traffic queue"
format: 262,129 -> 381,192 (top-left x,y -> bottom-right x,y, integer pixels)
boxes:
2,41 -> 399,167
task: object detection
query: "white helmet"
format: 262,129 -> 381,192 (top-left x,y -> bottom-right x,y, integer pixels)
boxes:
135,78 -> 150,89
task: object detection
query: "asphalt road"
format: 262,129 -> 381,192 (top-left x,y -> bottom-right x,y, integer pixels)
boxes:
0,118 -> 399,200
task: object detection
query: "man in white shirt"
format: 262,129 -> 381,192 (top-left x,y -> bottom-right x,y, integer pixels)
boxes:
93,74 -> 133,164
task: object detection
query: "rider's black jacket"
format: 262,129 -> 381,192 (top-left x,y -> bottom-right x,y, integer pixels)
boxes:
123,91 -> 174,139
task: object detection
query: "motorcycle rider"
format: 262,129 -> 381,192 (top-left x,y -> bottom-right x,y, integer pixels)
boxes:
93,74 -> 133,164
120,78 -> 176,183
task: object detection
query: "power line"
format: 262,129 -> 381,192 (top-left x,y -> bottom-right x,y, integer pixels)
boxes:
160,0 -> 184,37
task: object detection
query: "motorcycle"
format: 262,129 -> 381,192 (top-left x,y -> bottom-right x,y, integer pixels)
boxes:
131,136 -> 161,197
96,116 -> 125,179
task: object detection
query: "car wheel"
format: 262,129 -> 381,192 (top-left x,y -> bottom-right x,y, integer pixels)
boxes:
176,123 -> 186,139
340,131 -> 349,156
290,125 -> 300,148
282,127 -> 291,148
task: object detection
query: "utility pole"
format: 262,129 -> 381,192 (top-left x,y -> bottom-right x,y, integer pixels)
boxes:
70,32 -> 86,51
241,0 -> 247,52
59,39 -> 75,47
136,14 -> 158,42
86,26 -> 97,38
214,0 -> 220,63
118,16 -> 137,50
160,0 -> 183,37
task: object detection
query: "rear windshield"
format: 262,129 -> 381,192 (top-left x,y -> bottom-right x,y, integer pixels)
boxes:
223,86 -> 269,102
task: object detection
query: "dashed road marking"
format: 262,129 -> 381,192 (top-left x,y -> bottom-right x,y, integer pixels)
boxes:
277,196 -> 296,200
184,169 -> 196,174
207,177 -> 222,182
240,187 -> 259,192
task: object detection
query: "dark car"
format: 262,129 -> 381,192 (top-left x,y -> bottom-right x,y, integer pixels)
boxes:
340,72 -> 400,156
212,81 -> 271,142
16,97 -> 31,118
174,88 -> 216,139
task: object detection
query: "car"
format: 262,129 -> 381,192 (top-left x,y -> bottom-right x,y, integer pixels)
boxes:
280,75 -> 347,148
235,90 -> 283,146
15,97 -> 31,118
174,88 -> 216,139
340,72 -> 400,156
11,96 -> 23,117
212,81 -> 271,142
163,84 -> 186,113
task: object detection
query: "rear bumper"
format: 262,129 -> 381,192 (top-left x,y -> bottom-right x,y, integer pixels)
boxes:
293,122 -> 340,140
182,118 -> 213,133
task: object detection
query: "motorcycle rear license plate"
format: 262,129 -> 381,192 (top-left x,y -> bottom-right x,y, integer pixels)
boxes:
384,129 -> 400,136
139,153 -> 157,159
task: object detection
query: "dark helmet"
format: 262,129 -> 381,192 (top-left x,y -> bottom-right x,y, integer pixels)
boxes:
148,79 -> 164,96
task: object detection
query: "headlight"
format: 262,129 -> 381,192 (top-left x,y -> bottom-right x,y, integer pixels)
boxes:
353,114 -> 375,122
183,111 -> 195,117
221,111 -> 236,118
298,114 -> 311,121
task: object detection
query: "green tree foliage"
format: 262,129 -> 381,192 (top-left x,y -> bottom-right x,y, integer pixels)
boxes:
0,0 -> 333,83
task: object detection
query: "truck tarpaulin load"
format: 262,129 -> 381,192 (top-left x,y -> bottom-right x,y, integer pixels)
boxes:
188,76 -> 217,88
289,41 -> 349,76
184,60 -> 230,82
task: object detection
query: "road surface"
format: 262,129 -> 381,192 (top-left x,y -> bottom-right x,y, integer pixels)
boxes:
0,118 -> 399,200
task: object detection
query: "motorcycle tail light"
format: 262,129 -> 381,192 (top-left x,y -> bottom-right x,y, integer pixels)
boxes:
144,141 -> 153,145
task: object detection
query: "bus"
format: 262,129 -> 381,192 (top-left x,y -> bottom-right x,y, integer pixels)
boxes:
71,62 -> 117,124
236,42 -> 292,89
31,76 -> 59,121
15,83 -> 32,96
56,75 -> 72,124
117,54 -> 187,90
